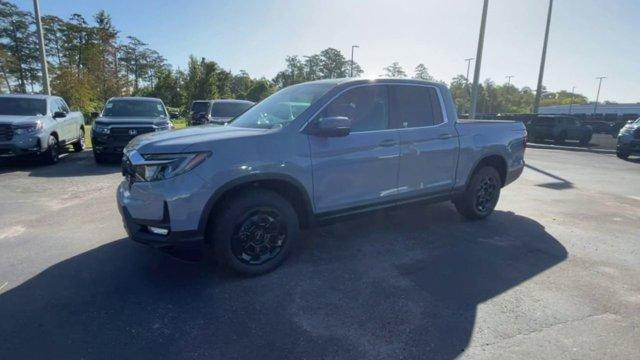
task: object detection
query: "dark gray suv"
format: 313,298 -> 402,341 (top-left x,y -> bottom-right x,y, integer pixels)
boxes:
526,115 -> 593,145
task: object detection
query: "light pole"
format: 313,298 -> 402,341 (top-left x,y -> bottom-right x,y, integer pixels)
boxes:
470,0 -> 489,119
350,45 -> 359,78
593,76 -> 606,115
33,0 -> 50,95
533,0 -> 553,113
506,75 -> 514,85
464,58 -> 474,82
568,86 -> 576,114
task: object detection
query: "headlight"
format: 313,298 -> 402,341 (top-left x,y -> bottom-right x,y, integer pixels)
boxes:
155,122 -> 172,132
93,123 -> 110,134
619,127 -> 634,135
133,152 -> 210,182
13,121 -> 43,135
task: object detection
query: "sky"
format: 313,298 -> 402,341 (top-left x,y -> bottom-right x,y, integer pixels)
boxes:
15,0 -> 640,103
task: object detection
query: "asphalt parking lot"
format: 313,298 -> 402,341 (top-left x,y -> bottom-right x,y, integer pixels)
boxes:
0,148 -> 638,359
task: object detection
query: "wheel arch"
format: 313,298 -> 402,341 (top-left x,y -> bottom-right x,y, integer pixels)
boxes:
199,173 -> 314,243
468,154 -> 507,188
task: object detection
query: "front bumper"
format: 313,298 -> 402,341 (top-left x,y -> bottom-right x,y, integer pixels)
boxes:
116,169 -> 214,249
117,203 -> 203,249
0,137 -> 42,157
617,137 -> 640,154
92,135 -> 132,156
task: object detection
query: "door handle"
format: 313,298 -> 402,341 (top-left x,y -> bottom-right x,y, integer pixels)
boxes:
438,133 -> 453,140
379,139 -> 398,147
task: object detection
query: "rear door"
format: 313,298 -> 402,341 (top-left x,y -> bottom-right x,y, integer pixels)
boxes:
308,85 -> 400,213
390,84 -> 458,197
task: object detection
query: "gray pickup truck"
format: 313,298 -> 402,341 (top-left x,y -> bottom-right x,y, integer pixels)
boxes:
0,94 -> 85,164
118,79 -> 527,275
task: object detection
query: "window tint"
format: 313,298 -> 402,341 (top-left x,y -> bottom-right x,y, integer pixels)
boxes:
389,85 -> 443,128
50,99 -> 62,114
58,99 -> 70,113
0,98 -> 46,116
321,85 -> 389,132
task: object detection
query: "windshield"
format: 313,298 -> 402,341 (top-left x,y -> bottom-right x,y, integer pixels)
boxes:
0,98 -> 47,116
230,83 -> 336,129
211,102 -> 253,118
103,99 -> 167,118
190,101 -> 210,114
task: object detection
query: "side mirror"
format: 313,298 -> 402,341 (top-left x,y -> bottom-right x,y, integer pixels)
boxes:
169,112 -> 179,119
53,111 -> 67,119
308,116 -> 351,137
91,112 -> 100,118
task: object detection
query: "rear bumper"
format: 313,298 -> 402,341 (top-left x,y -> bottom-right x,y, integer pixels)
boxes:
504,164 -> 524,186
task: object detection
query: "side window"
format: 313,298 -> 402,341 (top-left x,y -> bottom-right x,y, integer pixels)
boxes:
49,99 -> 62,114
58,99 -> 70,113
320,85 -> 389,132
389,85 -> 443,128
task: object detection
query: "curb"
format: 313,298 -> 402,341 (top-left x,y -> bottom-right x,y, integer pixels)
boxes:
527,143 -> 616,155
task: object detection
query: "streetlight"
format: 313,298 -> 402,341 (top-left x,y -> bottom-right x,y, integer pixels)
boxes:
464,58 -> 474,82
470,0 -> 489,119
568,86 -> 576,114
506,75 -> 514,85
593,76 -> 606,115
350,45 -> 359,78
33,0 -> 50,95
533,0 -> 554,113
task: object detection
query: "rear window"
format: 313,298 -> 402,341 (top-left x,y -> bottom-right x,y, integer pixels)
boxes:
0,98 -> 47,116
211,102 -> 253,118
533,118 -> 556,125
389,85 -> 443,128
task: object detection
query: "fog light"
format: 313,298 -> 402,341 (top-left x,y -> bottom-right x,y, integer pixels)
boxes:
147,226 -> 169,236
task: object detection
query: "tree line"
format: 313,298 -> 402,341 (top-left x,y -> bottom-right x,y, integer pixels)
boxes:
0,0 -> 589,116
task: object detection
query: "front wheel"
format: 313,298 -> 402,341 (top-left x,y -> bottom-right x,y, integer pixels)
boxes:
617,151 -> 630,160
41,135 -> 60,165
454,166 -> 502,220
211,189 -> 299,275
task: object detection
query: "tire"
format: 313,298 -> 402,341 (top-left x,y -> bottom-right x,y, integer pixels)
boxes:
616,151 -> 630,160
41,135 -> 60,165
211,189 -> 299,275
579,133 -> 592,146
93,151 -> 106,164
73,128 -> 85,152
454,166 -> 502,220
554,131 -> 567,145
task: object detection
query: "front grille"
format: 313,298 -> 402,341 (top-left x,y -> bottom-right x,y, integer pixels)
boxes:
0,124 -> 13,141
110,127 -> 155,137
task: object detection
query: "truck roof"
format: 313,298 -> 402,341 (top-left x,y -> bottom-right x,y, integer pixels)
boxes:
192,99 -> 255,104
303,78 -> 445,87
0,93 -> 55,100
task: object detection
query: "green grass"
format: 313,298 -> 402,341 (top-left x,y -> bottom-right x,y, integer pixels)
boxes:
83,118 -> 189,149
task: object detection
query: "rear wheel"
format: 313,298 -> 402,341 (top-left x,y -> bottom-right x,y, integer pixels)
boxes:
454,166 -> 502,220
554,131 -> 567,145
211,189 -> 299,275
73,128 -> 85,152
41,135 -> 59,165
579,133 -> 592,145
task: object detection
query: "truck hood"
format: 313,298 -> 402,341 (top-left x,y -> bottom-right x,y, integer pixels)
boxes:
95,116 -> 169,126
0,114 -> 45,125
126,125 -> 269,154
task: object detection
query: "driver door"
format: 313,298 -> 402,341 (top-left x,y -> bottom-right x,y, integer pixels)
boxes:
307,85 -> 400,214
